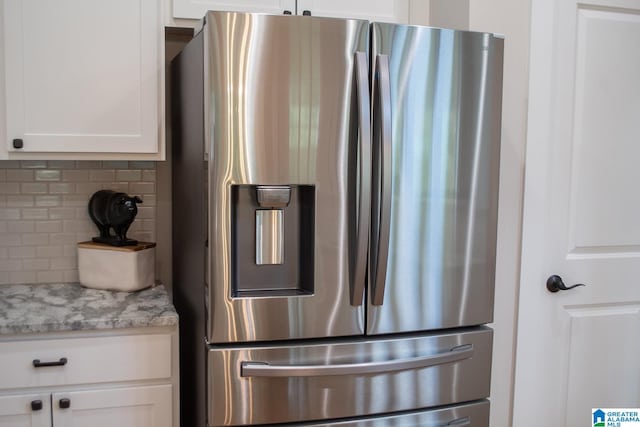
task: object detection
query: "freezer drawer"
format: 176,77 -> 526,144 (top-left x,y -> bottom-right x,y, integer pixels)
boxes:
302,400 -> 489,426
207,328 -> 492,426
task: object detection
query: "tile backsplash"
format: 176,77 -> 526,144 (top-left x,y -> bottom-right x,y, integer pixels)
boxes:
0,160 -> 157,285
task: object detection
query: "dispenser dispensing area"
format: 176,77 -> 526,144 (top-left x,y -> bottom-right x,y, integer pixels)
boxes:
231,185 -> 315,297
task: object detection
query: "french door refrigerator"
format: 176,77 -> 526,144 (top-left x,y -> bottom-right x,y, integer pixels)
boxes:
172,11 -> 503,427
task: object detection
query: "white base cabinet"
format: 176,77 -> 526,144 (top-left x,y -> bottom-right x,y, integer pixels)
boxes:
0,330 -> 177,427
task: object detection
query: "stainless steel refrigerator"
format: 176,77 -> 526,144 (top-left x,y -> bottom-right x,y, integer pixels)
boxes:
172,11 -> 503,427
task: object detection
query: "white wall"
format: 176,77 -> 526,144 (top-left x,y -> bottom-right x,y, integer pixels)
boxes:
469,2 -> 530,426
430,0 -> 469,29
408,0 -> 429,25
428,1 -> 531,426
0,160 -> 158,285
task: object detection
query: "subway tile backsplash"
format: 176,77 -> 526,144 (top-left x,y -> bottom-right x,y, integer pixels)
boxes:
0,160 -> 157,285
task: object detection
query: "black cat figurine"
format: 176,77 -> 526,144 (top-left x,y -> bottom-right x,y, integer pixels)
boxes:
88,190 -> 143,246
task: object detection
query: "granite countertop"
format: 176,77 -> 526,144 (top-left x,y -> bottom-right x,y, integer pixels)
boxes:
0,283 -> 178,335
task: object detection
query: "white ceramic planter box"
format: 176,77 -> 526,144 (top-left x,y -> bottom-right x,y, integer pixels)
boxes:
77,242 -> 156,292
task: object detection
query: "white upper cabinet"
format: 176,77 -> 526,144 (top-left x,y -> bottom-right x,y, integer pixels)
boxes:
1,0 -> 164,159
296,0 -> 408,22
171,0 -> 408,23
173,0 -> 296,20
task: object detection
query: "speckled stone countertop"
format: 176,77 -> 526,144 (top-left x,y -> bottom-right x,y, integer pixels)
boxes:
0,283 -> 178,335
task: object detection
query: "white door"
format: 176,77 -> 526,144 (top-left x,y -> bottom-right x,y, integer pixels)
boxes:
0,394 -> 50,427
52,386 -> 172,427
514,0 -> 640,425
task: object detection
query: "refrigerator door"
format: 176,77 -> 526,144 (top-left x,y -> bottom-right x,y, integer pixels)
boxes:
207,328 -> 492,426
204,12 -> 370,343
301,400 -> 489,426
368,24 -> 504,335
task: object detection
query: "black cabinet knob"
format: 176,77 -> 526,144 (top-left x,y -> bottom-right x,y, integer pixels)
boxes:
283,10 -> 292,15
302,10 -> 311,16
13,138 -> 23,149
546,275 -> 586,293
59,398 -> 71,409
31,400 -> 43,411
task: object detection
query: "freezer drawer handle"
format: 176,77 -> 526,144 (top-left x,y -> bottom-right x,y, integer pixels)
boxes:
240,344 -> 473,377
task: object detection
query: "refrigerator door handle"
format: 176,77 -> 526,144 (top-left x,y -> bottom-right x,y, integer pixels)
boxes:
371,54 -> 392,306
351,51 -> 372,306
240,344 -> 473,377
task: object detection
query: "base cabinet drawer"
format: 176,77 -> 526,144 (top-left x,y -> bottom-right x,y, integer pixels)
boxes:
0,334 -> 171,390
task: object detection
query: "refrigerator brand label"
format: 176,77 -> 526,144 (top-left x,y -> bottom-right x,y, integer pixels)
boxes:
593,409 -> 640,427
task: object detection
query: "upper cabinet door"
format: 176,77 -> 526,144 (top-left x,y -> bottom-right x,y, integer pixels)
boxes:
173,0 -> 296,20
296,0 -> 409,23
2,0 -> 163,157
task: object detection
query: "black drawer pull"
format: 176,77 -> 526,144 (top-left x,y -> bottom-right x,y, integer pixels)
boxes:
31,400 -> 43,411
33,357 -> 68,368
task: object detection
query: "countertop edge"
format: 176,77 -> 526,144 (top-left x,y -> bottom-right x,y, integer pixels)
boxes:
0,283 -> 179,336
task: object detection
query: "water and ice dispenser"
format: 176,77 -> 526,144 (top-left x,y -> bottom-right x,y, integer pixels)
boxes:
231,184 -> 315,297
